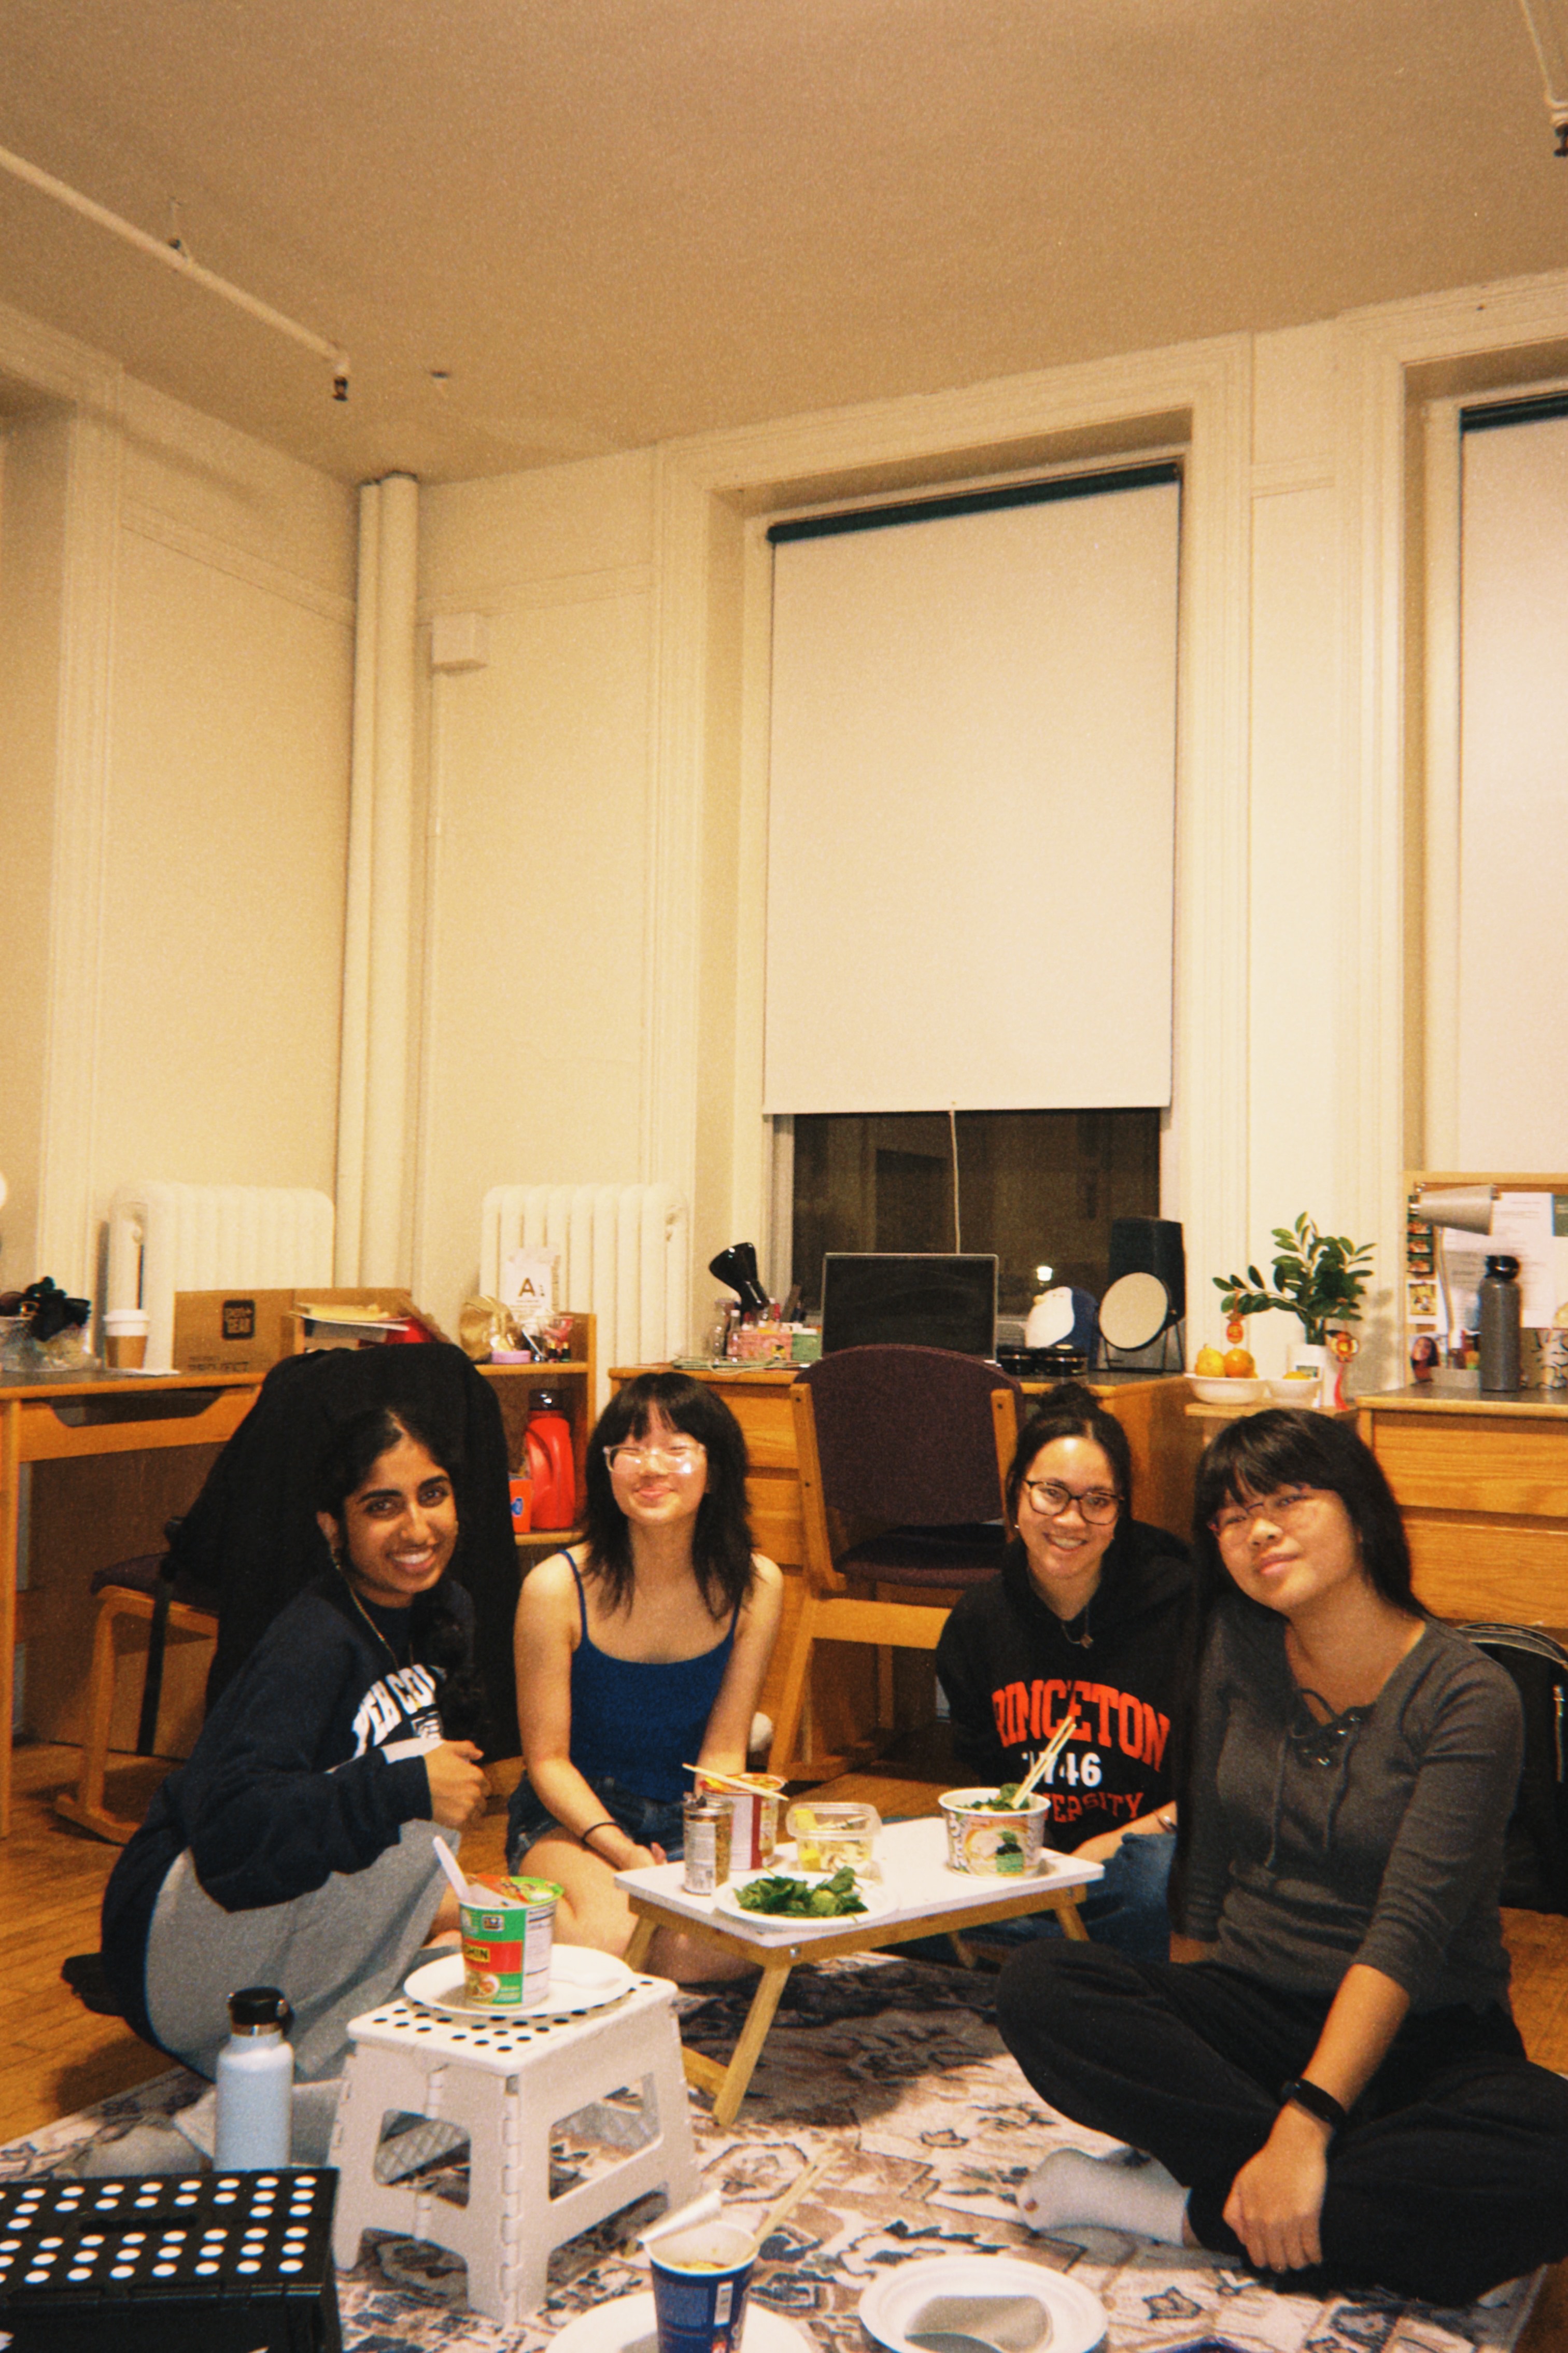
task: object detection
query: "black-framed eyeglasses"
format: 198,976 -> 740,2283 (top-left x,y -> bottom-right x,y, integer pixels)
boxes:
1022,1477 -> 1120,1525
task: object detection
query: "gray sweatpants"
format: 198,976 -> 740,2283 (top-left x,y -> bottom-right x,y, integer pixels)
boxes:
145,1820 -> 455,2081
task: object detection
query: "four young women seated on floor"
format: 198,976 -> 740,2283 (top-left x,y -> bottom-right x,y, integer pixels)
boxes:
103,1370 -> 1568,2302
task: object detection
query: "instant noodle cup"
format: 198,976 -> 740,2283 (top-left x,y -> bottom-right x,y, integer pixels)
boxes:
697,1771 -> 784,1873
648,2219 -> 756,2353
459,1872 -> 561,2008
939,1787 -> 1050,1875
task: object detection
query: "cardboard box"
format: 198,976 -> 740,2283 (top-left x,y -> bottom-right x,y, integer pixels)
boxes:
173,1287 -> 448,1373
173,1289 -> 298,1374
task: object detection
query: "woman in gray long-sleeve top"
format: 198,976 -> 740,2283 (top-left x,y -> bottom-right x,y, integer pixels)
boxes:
995,1408 -> 1568,2308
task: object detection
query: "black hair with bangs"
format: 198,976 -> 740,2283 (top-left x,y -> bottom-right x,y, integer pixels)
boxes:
1005,1381 -> 1133,1523
581,1371 -> 754,1617
1192,1406 -> 1419,1615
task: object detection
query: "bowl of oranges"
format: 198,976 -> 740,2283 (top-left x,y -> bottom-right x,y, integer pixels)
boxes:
1190,1339 -> 1267,1405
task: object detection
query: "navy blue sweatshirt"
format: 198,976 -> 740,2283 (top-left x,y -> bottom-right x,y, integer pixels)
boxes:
102,1570 -> 472,2043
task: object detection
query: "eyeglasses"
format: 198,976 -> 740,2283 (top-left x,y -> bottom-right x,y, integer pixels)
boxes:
604,1441 -> 706,1475
1022,1478 -> 1121,1524
1210,1487 -> 1320,1541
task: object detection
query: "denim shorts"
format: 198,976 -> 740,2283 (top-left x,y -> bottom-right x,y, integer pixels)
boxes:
506,1773 -> 689,1875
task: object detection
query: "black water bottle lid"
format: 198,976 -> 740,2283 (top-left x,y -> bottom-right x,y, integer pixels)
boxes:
1484,1254 -> 1521,1280
228,1985 -> 291,2033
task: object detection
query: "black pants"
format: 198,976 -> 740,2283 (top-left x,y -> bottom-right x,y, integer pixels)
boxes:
995,1942 -> 1568,2307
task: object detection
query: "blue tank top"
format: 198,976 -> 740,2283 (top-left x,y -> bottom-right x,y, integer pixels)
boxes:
569,1562 -> 739,1803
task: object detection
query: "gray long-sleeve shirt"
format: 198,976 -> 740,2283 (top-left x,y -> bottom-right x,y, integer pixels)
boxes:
1177,1604 -> 1521,2013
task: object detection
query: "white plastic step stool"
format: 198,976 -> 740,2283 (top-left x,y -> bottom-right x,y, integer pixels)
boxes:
330,1972 -> 701,2326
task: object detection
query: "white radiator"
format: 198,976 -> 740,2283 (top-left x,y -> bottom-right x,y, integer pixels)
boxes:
106,1181 -> 336,1373
480,1183 -> 689,1409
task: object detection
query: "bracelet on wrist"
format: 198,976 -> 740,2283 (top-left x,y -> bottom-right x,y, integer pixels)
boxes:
1279,2076 -> 1348,2135
578,1819 -> 620,1854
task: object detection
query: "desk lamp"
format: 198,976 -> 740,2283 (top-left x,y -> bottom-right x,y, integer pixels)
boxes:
1410,1185 -> 1496,1357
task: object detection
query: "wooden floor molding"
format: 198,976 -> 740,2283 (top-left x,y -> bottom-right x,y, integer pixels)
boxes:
7,1739 -> 1566,2345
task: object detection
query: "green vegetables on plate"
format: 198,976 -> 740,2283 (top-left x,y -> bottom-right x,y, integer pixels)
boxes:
734,1864 -> 867,1917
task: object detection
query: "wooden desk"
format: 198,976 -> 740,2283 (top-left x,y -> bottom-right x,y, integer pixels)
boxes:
609,1365 -> 1199,1748
5,1349 -> 594,1841
1357,1386 -> 1568,1631
0,1369 -> 265,1834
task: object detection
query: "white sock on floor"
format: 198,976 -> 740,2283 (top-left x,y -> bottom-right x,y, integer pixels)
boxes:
1016,2146 -> 1190,2245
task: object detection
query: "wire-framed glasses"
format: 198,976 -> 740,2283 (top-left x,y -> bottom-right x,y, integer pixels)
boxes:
1210,1487 -> 1321,1541
604,1440 -> 706,1475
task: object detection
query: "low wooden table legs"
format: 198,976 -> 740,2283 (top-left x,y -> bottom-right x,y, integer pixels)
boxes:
626,1882 -> 1088,2127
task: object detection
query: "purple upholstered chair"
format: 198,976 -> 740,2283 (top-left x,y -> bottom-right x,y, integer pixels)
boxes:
767,1345 -> 1022,1780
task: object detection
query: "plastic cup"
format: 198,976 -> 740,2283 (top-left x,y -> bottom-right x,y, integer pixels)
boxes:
648,2219 -> 756,2353
458,1873 -> 561,2008
786,1799 -> 881,1876
103,1308 -> 149,1369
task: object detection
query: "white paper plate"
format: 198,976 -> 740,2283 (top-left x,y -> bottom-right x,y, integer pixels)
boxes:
549,2290 -> 813,2353
402,1944 -> 634,2020
859,2255 -> 1106,2353
713,1871 -> 889,1929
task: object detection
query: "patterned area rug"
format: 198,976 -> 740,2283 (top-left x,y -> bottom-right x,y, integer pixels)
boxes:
10,1954 -> 1541,2353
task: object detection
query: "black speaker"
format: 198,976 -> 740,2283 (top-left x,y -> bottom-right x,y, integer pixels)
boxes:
1108,1217 -> 1186,1327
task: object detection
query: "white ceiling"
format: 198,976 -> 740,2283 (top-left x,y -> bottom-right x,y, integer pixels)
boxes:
2,0 -> 1566,484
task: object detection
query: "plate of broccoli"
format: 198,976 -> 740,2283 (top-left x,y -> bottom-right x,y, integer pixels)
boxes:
714,1865 -> 886,1925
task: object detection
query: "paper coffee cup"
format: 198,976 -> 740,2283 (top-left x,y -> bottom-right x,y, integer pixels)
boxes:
103,1308 -> 149,1369
649,2219 -> 756,2353
458,1873 -> 560,2008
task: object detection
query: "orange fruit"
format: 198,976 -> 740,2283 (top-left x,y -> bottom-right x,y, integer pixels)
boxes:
1223,1346 -> 1256,1378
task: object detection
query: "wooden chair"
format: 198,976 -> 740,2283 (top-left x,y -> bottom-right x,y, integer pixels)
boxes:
767,1347 -> 1022,1780
55,1544 -> 219,1844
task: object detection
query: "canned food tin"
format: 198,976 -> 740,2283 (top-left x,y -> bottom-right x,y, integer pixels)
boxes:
682,1798 -> 730,1894
697,1772 -> 784,1872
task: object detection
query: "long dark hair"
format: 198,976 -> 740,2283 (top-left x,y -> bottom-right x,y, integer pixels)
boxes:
581,1371 -> 754,1617
1191,1407 -> 1418,1615
1167,1408 -> 1422,1927
1005,1381 -> 1133,1523
316,1403 -> 489,1744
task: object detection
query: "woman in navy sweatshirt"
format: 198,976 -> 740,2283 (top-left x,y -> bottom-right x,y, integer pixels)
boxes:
102,1403 -> 491,2080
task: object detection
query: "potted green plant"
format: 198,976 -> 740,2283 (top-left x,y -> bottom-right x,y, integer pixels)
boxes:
1213,1215 -> 1375,1404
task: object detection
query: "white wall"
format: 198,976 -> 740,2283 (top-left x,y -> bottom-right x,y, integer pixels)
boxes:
412,454 -> 659,1325
0,408 -> 70,1288
0,302 -> 357,1295
10,263 -> 1568,1381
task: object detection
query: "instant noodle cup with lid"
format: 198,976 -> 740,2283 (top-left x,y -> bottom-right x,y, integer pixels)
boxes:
459,1873 -> 561,2008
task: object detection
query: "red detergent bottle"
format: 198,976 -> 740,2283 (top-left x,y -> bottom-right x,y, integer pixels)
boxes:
524,1391 -> 576,1530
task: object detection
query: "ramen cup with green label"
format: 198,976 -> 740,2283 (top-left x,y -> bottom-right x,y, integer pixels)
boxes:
459,1873 -> 561,2008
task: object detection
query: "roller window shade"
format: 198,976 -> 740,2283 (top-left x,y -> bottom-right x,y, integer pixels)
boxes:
764,469 -> 1180,1116
1457,402 -> 1568,1168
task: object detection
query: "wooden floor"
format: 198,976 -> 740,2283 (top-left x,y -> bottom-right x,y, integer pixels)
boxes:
7,1735 -> 1566,2345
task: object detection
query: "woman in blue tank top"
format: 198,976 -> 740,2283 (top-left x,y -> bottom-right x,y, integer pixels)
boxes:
508,1372 -> 782,1978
